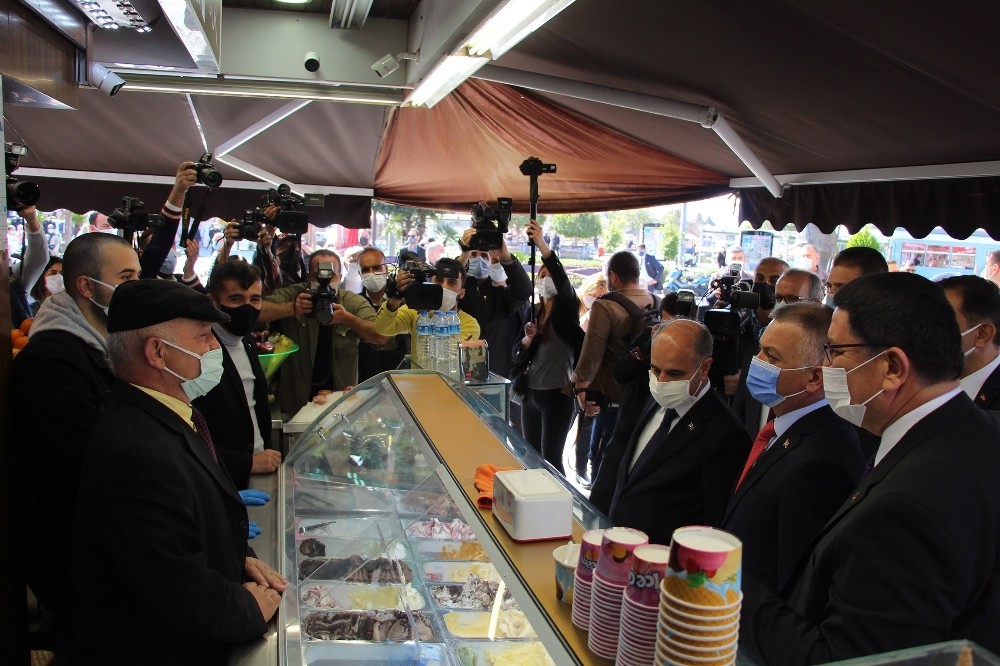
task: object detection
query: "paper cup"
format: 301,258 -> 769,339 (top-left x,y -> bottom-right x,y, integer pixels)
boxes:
661,584 -> 743,614
665,527 -> 742,607
626,544 -> 670,607
660,614 -> 739,637
597,526 -> 649,585
661,635 -> 737,657
577,529 -> 605,583
655,641 -> 735,666
659,604 -> 740,628
661,623 -> 738,649
553,543 -> 580,605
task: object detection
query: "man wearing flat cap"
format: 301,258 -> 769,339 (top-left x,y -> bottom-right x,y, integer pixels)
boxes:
71,280 -> 286,665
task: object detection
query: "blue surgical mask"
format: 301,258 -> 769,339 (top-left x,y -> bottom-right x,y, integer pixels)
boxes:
160,339 -> 225,401
746,356 -> 811,408
467,256 -> 490,279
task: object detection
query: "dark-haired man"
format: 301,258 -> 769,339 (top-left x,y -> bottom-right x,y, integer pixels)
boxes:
373,257 -> 481,341
356,246 -> 409,381
260,249 -> 386,414
823,246 -> 888,305
722,303 -> 863,596
194,261 -> 281,489
12,231 -> 139,651
742,272 -> 1000,663
607,319 -> 750,545
980,249 -> 1000,286
940,274 -> 1000,409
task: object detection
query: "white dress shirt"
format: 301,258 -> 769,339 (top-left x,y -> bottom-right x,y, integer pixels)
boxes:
213,324 -> 265,454
959,351 -> 1000,401
629,380 -> 712,471
874,387 -> 962,468
765,399 -> 829,452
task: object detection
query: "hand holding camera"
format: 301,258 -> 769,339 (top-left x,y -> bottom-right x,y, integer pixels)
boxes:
525,220 -> 550,257
293,291 -> 314,317
309,261 -> 339,326
223,220 -> 241,247
173,161 -> 198,196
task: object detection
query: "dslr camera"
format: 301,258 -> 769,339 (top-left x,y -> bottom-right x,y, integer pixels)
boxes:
385,253 -> 453,312
469,197 -> 513,251
192,152 -> 223,189
237,208 -> 263,242
310,261 -> 338,326
108,196 -> 164,234
265,184 -> 308,235
5,142 -> 40,212
709,263 -> 759,310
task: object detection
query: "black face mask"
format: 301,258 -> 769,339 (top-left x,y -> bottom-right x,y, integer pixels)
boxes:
219,303 -> 261,337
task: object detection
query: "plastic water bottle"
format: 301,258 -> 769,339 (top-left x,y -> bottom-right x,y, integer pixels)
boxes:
415,310 -> 433,369
446,311 -> 462,379
433,311 -> 449,373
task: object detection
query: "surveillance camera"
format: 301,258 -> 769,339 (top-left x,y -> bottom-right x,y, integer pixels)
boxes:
90,63 -> 125,96
371,53 -> 400,78
304,52 -> 320,73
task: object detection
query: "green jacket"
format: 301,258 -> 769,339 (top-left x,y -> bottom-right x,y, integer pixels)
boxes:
266,284 -> 377,415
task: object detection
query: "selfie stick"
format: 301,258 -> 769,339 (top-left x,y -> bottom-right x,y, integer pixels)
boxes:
518,157 -> 557,318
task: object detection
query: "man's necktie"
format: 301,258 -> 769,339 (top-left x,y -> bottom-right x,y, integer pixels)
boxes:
860,454 -> 875,479
735,419 -> 776,490
628,408 -> 677,476
191,407 -> 219,464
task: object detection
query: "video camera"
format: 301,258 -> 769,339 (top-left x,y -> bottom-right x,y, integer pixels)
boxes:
5,142 -> 40,212
237,183 -> 310,240
310,261 -> 338,326
385,253 -> 457,311
108,196 -> 164,234
709,263 -> 759,310
469,197 -> 513,251
192,152 -> 223,189
676,289 -> 697,318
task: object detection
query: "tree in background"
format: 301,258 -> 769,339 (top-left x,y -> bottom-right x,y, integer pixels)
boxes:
846,226 -> 883,252
660,209 -> 681,261
372,201 -> 440,251
552,212 -> 602,241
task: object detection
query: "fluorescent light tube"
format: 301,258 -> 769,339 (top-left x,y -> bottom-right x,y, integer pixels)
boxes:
405,55 -> 489,108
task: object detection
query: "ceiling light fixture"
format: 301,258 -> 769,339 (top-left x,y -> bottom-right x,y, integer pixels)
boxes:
405,0 -> 576,108
70,0 -> 151,31
122,75 -> 402,105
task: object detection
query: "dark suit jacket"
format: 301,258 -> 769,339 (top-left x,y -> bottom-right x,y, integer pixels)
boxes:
73,382 -> 267,665
970,363 -> 1000,410
742,393 -> 1000,664
193,331 -> 272,490
721,404 -> 865,595
608,390 -> 751,545
643,253 -> 664,290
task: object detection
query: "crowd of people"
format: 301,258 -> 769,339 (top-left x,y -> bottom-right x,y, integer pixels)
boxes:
10,159 -> 1000,664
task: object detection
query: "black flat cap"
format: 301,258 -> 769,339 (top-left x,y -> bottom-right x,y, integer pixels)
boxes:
107,279 -> 230,333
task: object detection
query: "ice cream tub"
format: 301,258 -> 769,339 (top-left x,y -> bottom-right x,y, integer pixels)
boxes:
451,640 -> 555,666
427,576 -> 518,611
441,610 -> 537,640
596,526 -> 649,585
403,517 -> 479,541
297,516 -> 402,540
300,609 -> 438,643
298,582 -> 427,610
626,543 -> 670,607
298,555 -> 416,584
393,490 -> 460,517
422,561 -> 500,584
576,528 -> 606,583
294,482 -> 394,513
412,540 -> 489,562
553,542 -> 579,605
305,641 -> 446,665
665,526 -> 742,608
296,536 -> 409,561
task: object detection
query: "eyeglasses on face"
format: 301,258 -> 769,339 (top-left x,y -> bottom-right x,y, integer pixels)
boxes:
823,342 -> 889,364
775,295 -> 819,304
359,264 -> 387,275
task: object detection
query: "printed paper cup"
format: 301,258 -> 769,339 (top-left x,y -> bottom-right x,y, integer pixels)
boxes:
659,604 -> 740,629
660,614 -> 739,637
577,529 -> 605,583
665,527 -> 742,607
627,544 -> 671,607
661,623 -> 738,649
597,527 -> 649,585
655,641 -> 735,666
661,636 -> 737,658
553,543 -> 579,605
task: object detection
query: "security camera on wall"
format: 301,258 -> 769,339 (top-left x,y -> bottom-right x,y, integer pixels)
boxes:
90,63 -> 126,96
371,51 -> 419,78
304,52 -> 320,73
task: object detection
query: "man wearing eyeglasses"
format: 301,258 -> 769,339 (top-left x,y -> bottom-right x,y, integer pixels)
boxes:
722,302 -> 864,597
741,272 -> 1000,663
356,246 -> 409,381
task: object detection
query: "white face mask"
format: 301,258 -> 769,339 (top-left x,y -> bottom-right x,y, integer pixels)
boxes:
648,368 -> 703,411
538,277 -> 557,299
823,294 -> 835,308
794,257 -> 814,271
821,349 -> 888,427
961,323 -> 982,358
439,287 -> 459,312
981,265 -> 996,280
44,274 -> 65,295
583,294 -> 597,309
160,339 -> 225,401
361,272 -> 387,294
88,277 -> 118,315
489,262 -> 506,283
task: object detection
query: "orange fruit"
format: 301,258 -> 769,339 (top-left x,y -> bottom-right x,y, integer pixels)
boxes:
20,318 -> 33,335
12,336 -> 28,350
11,329 -> 24,341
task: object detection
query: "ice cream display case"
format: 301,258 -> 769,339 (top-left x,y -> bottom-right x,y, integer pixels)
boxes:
277,370 -> 612,666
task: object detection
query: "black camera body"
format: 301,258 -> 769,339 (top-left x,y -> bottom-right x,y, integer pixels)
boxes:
385,256 -> 445,312
192,152 -> 223,189
710,274 -> 760,310
266,184 -> 308,235
676,289 -> 697,318
310,261 -> 339,326
5,142 -> 39,212
469,197 -> 513,251
237,209 -> 262,242
109,196 -> 164,234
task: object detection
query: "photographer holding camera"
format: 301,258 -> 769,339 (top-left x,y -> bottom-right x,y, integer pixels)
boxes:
457,219 -> 532,378
260,249 -> 387,414
373,257 -> 481,342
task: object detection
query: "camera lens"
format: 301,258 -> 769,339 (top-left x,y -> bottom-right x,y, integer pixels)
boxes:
198,167 -> 223,189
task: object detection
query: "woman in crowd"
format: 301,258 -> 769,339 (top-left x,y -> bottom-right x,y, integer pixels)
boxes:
512,221 -> 583,473
29,255 -> 63,314
570,271 -> 608,485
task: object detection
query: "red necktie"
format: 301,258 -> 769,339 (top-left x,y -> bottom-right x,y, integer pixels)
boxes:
735,419 -> 776,490
190,407 -> 219,464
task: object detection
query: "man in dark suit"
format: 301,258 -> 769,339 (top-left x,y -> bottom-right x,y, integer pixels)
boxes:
742,272 -> 1000,663
195,261 -> 281,490
637,244 -> 664,293
72,279 -> 285,665
940,275 -> 1000,410
608,319 -> 751,545
722,302 -> 864,596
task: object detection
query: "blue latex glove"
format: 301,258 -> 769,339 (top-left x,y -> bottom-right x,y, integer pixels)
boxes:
247,521 -> 262,539
239,489 -> 271,506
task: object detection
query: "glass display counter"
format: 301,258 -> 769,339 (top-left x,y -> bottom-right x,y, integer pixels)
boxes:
277,370 -> 611,666
398,356 -> 512,421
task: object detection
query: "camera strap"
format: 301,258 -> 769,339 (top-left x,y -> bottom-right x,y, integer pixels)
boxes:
180,189 -> 210,246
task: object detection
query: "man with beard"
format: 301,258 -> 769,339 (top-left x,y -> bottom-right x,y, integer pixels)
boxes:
12,231 -> 139,654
